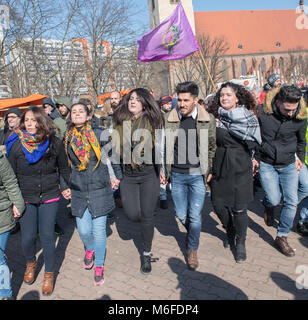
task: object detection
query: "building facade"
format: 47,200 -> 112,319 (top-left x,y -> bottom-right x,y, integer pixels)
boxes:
148,0 -> 308,97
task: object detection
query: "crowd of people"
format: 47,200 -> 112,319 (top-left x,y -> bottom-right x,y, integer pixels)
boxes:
0,74 -> 307,299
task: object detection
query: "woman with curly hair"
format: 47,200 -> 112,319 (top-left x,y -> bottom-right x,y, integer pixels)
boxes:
209,82 -> 261,263
6,106 -> 70,295
63,103 -> 122,286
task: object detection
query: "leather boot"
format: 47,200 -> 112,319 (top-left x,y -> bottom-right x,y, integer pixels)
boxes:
274,236 -> 295,257
24,260 -> 37,285
187,249 -> 198,270
42,272 -> 54,296
233,211 -> 248,263
264,206 -> 275,227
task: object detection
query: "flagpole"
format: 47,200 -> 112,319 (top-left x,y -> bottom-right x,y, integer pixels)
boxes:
198,49 -> 217,93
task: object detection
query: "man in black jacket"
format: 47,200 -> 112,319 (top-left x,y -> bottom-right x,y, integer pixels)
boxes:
258,85 -> 307,257
0,108 -> 22,145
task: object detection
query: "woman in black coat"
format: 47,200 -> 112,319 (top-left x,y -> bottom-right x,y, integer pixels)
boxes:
63,102 -> 122,286
6,106 -> 70,295
209,82 -> 261,263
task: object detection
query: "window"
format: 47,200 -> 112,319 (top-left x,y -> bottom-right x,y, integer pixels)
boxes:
260,58 -> 266,74
241,59 -> 247,76
222,60 -> 229,81
170,0 -> 180,3
152,0 -> 155,10
278,57 -> 284,74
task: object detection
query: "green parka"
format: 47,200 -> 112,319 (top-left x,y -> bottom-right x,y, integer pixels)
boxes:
0,150 -> 25,235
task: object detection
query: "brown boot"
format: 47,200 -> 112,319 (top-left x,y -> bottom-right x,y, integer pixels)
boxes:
275,236 -> 295,257
187,249 -> 198,271
42,272 -> 54,296
264,207 -> 275,227
24,260 -> 37,285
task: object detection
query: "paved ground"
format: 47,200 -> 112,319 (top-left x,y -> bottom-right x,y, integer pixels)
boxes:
5,186 -> 308,300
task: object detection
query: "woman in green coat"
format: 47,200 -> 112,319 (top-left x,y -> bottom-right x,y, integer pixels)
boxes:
0,150 -> 25,300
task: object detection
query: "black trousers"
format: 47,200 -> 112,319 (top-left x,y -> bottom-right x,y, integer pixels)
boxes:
120,172 -> 160,252
19,202 -> 58,272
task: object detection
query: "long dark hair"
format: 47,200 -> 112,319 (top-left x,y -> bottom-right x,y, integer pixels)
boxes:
113,88 -> 164,129
209,82 -> 257,118
19,106 -> 57,142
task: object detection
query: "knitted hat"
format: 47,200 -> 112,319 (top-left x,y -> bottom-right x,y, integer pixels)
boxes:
267,74 -> 280,88
4,107 -> 22,120
55,96 -> 72,110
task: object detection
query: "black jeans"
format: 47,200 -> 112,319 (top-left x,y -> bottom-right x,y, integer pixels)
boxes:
120,172 -> 160,252
19,202 -> 58,272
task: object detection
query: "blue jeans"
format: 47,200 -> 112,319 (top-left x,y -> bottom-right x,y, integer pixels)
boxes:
259,161 -> 298,237
76,208 -> 107,267
298,164 -> 308,224
0,231 -> 12,299
171,172 -> 206,250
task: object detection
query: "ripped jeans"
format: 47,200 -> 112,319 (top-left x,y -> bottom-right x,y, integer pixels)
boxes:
171,171 -> 206,250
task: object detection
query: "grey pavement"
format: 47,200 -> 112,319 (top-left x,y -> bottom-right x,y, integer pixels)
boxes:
5,186 -> 308,300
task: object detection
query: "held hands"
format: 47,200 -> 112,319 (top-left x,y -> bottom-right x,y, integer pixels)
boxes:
12,204 -> 21,218
296,157 -> 303,173
110,178 -> 120,190
252,158 -> 259,177
160,170 -> 168,185
62,188 -> 71,200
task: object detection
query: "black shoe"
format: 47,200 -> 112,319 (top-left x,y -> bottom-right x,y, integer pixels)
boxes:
296,223 -> 308,237
160,200 -> 168,209
10,222 -> 20,235
54,223 -> 64,236
140,254 -> 159,275
235,241 -> 247,263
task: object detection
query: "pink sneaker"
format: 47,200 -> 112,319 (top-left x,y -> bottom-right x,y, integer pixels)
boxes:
94,266 -> 104,286
83,249 -> 95,270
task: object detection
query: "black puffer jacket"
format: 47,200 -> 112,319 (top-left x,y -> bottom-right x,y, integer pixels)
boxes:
67,127 -> 122,218
257,87 -> 307,166
7,136 -> 70,203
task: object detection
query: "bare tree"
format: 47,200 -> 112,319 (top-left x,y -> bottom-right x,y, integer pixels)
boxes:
173,35 -> 230,97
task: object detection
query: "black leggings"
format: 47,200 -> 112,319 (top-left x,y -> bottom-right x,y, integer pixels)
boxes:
120,172 -> 160,252
19,202 -> 58,272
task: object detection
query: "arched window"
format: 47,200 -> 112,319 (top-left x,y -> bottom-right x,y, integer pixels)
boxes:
260,58 -> 266,74
278,57 -> 284,74
222,60 -> 229,81
241,59 -> 247,76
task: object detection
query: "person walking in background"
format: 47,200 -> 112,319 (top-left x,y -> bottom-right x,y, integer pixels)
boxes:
63,102 -> 122,286
0,108 -> 22,145
209,82 -> 261,263
162,81 -> 216,271
0,151 -> 25,300
258,85 -> 306,257
6,106 -> 70,296
113,88 -> 164,275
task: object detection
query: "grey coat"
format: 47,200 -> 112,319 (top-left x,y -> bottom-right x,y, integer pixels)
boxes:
0,151 -> 25,234
67,127 -> 122,218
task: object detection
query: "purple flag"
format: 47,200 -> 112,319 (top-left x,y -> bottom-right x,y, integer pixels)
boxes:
138,3 -> 200,62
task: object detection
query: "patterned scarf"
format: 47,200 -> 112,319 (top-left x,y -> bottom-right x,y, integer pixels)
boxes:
5,129 -> 49,163
217,106 -> 262,145
70,124 -> 101,171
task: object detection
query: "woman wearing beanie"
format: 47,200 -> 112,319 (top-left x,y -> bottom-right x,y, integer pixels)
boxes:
209,82 -> 261,263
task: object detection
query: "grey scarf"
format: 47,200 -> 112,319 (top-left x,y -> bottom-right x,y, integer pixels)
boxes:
217,106 -> 262,145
